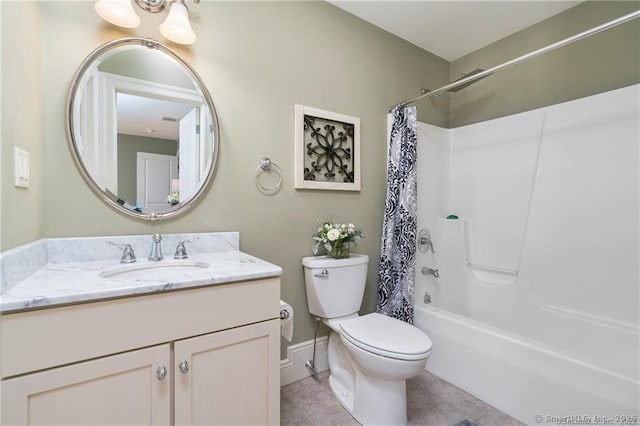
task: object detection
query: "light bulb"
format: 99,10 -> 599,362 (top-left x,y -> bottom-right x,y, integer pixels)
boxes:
95,0 -> 141,28
159,1 -> 197,45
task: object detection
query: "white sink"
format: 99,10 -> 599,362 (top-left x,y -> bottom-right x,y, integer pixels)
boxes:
100,261 -> 210,280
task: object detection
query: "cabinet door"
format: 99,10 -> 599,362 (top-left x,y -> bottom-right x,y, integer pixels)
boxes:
1,344 -> 171,425
174,319 -> 280,425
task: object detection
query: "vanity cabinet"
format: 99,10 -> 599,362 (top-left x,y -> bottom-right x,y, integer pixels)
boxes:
0,277 -> 280,425
2,344 -> 172,424
174,320 -> 278,425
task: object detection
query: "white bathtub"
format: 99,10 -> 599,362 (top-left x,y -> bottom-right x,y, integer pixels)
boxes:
412,86 -> 640,424
414,302 -> 639,424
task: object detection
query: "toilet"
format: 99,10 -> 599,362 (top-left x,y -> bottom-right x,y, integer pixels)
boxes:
302,254 -> 432,426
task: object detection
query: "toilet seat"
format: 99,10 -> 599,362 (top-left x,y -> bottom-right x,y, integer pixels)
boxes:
339,313 -> 432,361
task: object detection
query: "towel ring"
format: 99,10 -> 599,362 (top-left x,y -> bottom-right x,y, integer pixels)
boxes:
255,157 -> 282,193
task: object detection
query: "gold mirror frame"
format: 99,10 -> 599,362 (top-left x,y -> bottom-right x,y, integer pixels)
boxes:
66,37 -> 219,221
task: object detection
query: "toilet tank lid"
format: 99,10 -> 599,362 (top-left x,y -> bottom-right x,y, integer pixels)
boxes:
302,254 -> 369,268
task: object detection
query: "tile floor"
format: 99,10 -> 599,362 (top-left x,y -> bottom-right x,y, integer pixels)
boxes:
281,370 -> 525,426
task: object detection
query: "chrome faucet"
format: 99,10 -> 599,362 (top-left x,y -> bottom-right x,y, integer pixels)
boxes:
174,237 -> 199,259
422,266 -> 439,278
149,233 -> 163,261
107,241 -> 136,263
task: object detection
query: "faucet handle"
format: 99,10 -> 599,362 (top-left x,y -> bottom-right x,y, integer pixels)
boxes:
174,237 -> 199,259
107,241 -> 137,264
418,229 -> 435,253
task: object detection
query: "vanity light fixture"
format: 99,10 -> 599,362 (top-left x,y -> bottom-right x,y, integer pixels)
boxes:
95,0 -> 141,28
94,0 -> 199,45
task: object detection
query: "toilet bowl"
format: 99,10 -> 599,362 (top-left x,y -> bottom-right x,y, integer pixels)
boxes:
339,313 -> 431,378
302,255 -> 433,426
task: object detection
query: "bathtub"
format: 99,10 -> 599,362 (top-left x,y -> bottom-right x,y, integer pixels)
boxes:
411,86 -> 640,424
414,302 -> 639,424
413,216 -> 639,424
412,217 -> 639,423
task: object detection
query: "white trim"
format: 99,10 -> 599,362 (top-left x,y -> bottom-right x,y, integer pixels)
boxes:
280,336 -> 329,386
97,71 -> 206,195
100,71 -> 205,104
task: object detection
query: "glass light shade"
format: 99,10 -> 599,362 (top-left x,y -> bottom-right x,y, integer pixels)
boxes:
159,1 -> 197,45
95,0 -> 141,28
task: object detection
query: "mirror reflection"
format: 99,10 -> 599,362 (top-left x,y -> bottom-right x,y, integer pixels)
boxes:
68,38 -> 219,220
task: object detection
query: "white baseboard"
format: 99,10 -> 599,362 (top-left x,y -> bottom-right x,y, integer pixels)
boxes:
280,336 -> 329,386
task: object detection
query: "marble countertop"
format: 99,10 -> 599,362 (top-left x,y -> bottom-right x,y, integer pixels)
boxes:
0,251 -> 282,313
0,233 -> 282,313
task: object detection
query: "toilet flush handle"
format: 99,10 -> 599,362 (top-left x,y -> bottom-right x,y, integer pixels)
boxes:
314,269 -> 329,277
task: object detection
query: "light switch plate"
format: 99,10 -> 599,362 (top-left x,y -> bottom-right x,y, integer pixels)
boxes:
14,147 -> 30,188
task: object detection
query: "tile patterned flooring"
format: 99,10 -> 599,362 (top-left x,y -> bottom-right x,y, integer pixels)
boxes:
281,370 -> 525,426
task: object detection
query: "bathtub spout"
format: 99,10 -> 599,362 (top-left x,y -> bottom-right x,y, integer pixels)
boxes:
422,267 -> 439,278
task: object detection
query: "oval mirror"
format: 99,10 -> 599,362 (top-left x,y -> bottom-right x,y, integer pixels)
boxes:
66,38 -> 219,221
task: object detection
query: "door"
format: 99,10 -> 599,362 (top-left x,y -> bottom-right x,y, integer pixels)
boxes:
179,107 -> 199,202
1,344 -> 171,425
136,152 -> 178,211
174,320 -> 280,425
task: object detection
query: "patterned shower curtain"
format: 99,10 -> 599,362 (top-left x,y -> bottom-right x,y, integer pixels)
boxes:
376,105 -> 418,324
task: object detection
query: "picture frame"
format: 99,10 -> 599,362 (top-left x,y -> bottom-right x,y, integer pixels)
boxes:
294,104 -> 361,191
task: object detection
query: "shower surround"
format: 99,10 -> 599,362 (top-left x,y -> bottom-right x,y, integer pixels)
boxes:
409,84 -> 639,423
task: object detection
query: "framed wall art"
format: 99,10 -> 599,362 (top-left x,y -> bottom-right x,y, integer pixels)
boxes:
294,105 -> 361,191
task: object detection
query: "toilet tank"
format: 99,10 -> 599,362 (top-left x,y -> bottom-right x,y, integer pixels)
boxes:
302,254 -> 369,318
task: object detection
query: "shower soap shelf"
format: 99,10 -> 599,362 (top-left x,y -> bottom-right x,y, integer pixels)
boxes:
467,262 -> 518,286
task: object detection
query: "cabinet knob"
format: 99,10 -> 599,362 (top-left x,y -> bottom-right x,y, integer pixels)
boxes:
179,360 -> 190,374
156,366 -> 167,380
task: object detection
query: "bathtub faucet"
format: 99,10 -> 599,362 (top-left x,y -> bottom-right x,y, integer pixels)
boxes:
422,267 -> 439,278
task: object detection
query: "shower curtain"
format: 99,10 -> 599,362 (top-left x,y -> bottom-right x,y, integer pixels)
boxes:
376,105 -> 418,323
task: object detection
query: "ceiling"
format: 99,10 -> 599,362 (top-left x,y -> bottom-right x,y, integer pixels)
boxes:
329,1 -> 582,61
117,93 -> 194,141
118,1 -> 583,140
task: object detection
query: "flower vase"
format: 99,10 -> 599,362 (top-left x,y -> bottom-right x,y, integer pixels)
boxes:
329,242 -> 350,259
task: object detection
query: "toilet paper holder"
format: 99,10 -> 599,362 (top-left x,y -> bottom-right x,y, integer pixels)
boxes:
280,300 -> 294,342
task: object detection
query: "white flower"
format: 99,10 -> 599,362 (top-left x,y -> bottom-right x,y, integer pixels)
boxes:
327,229 -> 340,241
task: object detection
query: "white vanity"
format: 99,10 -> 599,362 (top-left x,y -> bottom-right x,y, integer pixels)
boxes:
0,35 -> 282,425
0,232 -> 282,425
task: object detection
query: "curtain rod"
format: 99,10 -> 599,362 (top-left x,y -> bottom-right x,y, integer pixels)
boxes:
388,9 -> 640,112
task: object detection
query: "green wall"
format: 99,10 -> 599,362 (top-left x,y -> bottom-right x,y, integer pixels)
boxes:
0,1 -> 449,357
99,48 -> 195,89
449,1 -> 640,127
1,1 -> 43,248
